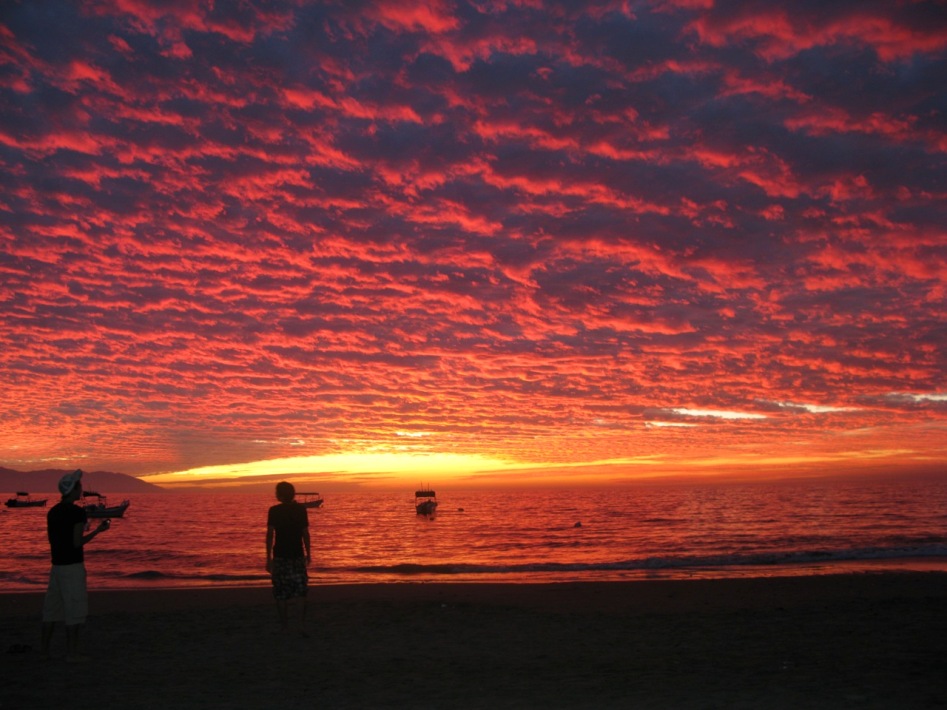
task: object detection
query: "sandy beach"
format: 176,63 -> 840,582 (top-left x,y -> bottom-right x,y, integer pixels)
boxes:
3,573 -> 946,709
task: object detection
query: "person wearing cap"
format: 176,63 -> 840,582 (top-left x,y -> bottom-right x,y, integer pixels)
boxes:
40,469 -> 111,662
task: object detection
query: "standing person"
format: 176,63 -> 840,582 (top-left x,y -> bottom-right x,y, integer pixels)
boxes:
41,469 -> 111,662
266,481 -> 311,636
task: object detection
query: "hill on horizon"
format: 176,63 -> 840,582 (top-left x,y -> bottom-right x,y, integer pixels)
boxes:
0,467 -> 164,495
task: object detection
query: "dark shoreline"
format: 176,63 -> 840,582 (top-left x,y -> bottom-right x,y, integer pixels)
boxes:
4,573 -> 946,708
3,569 -> 947,617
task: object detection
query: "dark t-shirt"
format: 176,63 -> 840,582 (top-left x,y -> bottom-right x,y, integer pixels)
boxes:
267,502 -> 308,559
47,501 -> 87,566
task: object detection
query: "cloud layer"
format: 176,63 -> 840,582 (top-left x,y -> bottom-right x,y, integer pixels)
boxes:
1,1 -> 945,482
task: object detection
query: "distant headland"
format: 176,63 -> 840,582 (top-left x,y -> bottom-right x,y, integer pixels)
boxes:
0,467 -> 164,494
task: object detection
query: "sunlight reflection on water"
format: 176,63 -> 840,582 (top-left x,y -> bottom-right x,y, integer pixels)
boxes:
2,479 -> 946,591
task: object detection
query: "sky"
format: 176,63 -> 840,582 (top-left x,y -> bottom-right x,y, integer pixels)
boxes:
1,1 -> 945,490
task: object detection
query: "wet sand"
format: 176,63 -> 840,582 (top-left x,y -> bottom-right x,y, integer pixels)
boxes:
3,573 -> 946,709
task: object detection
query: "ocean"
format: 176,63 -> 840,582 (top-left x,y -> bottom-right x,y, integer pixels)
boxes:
3,478 -> 946,592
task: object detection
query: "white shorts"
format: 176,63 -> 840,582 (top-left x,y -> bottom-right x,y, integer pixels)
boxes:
42,563 -> 88,626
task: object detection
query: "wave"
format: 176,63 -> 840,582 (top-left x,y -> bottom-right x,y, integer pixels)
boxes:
121,570 -> 269,583
345,544 -> 947,577
0,572 -> 44,586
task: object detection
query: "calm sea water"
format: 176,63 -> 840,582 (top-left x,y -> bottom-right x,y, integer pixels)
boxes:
2,479 -> 946,592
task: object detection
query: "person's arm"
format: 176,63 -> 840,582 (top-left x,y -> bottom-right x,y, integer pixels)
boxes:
302,527 -> 311,566
265,525 -> 275,572
72,519 -> 109,549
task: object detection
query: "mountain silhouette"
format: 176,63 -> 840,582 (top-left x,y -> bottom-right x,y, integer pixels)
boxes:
0,467 -> 164,494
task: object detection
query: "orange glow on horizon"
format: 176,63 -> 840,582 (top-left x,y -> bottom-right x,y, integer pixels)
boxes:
136,435 -> 945,490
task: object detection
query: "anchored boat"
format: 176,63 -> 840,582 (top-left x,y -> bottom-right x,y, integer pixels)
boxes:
5,492 -> 48,508
415,488 -> 438,517
82,491 -> 131,518
298,492 -> 324,509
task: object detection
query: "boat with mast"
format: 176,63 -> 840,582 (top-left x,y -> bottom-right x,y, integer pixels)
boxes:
415,488 -> 438,517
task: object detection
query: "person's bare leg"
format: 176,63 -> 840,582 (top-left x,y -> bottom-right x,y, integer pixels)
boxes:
65,623 -> 89,663
298,597 -> 309,638
41,622 -> 55,659
276,600 -> 289,631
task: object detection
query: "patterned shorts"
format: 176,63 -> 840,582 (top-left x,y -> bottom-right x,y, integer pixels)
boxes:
43,563 -> 88,625
271,557 -> 308,601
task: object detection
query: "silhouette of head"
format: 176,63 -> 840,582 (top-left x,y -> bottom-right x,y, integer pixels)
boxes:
58,469 -> 84,500
276,481 -> 295,503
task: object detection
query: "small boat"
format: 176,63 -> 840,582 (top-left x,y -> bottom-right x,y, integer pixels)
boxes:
5,492 -> 48,508
82,491 -> 130,518
415,488 -> 438,517
298,492 -> 324,509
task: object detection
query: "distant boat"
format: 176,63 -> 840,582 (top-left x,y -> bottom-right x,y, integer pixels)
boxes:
298,492 -> 324,509
415,488 -> 438,517
5,492 -> 48,508
82,491 -> 130,518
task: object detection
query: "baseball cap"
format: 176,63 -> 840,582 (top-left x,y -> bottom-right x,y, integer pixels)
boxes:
58,469 -> 83,495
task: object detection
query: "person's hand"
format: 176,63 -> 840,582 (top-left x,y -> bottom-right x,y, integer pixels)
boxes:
97,519 -> 111,533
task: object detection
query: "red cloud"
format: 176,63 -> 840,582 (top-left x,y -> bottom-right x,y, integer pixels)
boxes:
689,5 -> 947,62
367,0 -> 461,34
0,1 -> 943,478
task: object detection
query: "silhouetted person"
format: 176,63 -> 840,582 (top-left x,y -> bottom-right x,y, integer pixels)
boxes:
266,481 -> 311,635
41,469 -> 110,662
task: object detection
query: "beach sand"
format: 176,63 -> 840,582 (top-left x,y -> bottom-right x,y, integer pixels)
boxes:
3,573 -> 946,709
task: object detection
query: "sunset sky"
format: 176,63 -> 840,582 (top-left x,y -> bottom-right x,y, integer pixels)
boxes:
1,1 -> 945,490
